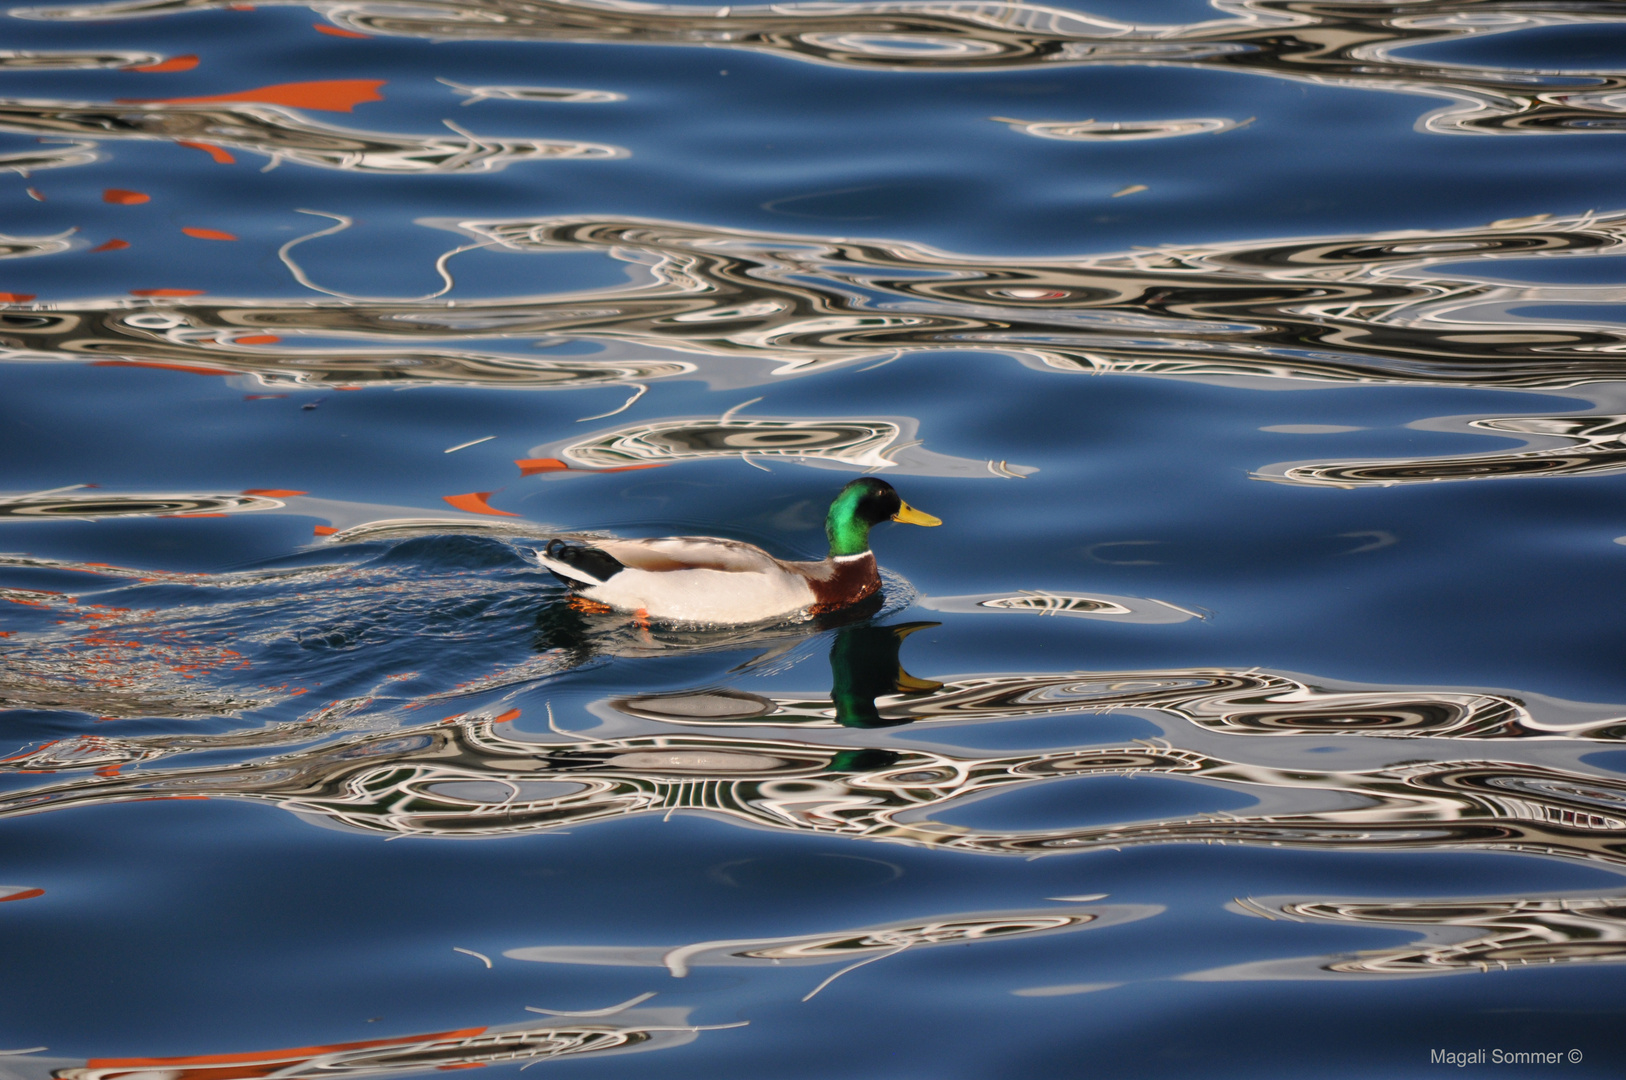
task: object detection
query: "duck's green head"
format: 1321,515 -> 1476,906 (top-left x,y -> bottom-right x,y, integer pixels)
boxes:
826,477 -> 940,557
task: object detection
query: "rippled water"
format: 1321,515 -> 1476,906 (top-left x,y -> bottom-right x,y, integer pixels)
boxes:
5,0 -> 1626,1074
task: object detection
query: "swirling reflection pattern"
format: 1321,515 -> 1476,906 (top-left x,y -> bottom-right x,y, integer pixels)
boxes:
530,414 -> 1035,478
9,210 -> 1626,390
1195,894 -> 1626,978
0,50 -> 162,69
507,903 -> 1153,975
614,664 -> 1625,740
39,1010 -> 715,1080
990,116 -> 1248,141
919,590 -> 1200,622
20,0 -> 1626,137
0,230 -> 76,259
3,583 -> 1619,763
0,489 -> 549,537
1261,413 -> 1626,487
5,714 -> 1626,870
0,488 -> 288,519
0,96 -> 621,174
0,140 -> 99,174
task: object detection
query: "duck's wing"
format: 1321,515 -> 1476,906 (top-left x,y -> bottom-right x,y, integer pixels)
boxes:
539,536 -> 818,622
595,537 -> 788,575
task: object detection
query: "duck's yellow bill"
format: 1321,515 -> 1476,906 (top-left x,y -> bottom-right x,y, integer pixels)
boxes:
892,501 -> 941,527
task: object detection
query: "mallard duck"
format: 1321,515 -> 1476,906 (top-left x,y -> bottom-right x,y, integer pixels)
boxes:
535,477 -> 940,624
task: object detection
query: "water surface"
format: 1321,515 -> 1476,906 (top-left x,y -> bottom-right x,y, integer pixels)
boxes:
4,0 -> 1626,1075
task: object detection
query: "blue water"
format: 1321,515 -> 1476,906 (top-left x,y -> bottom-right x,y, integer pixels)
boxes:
5,0 -> 1626,1075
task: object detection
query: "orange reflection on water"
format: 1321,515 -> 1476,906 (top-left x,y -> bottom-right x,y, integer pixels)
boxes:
53,1008 -> 709,1080
130,78 -> 388,112
443,492 -> 520,517
315,23 -> 372,38
124,53 -> 197,72
175,139 -> 235,163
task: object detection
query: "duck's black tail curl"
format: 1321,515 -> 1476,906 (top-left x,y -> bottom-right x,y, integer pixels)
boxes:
538,539 -> 625,587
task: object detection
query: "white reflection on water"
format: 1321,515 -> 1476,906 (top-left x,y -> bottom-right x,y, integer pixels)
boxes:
990,115 -> 1248,141
1188,893 -> 1626,980
18,0 -> 1626,136
1258,410 -> 1626,487
10,210 -> 1626,392
506,901 -> 1154,975
5,707 -> 1626,874
0,88 -> 624,173
530,412 -> 1036,479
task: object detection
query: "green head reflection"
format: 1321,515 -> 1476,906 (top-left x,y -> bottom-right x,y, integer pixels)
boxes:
830,621 -> 942,728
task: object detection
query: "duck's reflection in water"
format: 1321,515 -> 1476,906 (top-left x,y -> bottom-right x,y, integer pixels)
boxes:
1188,893 -> 1626,980
603,621 -> 944,729
826,622 -> 943,728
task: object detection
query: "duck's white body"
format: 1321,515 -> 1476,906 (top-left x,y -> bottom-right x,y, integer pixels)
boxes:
536,537 -> 857,624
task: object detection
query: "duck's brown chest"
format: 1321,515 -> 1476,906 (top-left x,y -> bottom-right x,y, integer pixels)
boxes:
807,554 -> 881,612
